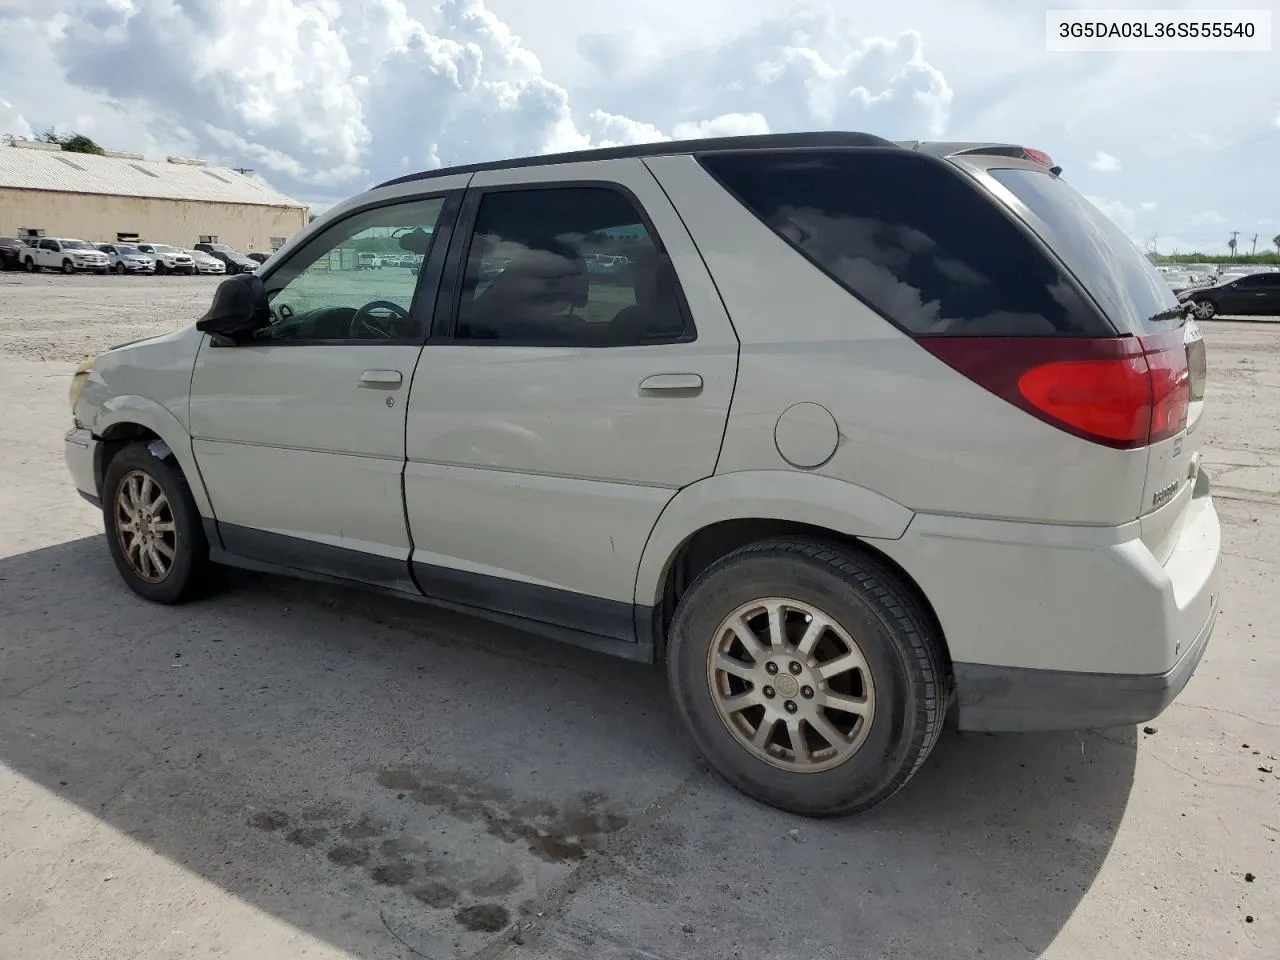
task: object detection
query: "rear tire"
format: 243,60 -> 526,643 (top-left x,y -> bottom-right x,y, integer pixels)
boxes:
102,443 -> 216,604
667,537 -> 947,817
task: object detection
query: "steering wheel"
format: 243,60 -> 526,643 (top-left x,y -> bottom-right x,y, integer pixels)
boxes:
349,300 -> 411,339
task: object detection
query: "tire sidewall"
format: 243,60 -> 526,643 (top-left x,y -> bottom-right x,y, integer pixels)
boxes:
102,446 -> 206,603
668,549 -> 923,815
62,259 -> 74,274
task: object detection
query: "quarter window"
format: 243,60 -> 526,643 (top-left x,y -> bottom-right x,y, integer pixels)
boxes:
700,150 -> 1108,337
256,196 -> 447,343
452,186 -> 690,346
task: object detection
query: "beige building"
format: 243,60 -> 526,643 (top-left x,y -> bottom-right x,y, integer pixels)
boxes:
0,140 -> 308,253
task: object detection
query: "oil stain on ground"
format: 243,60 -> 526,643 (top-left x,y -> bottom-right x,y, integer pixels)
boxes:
374,765 -> 629,862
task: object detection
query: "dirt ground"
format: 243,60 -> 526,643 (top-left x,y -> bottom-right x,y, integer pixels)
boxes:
0,273 -> 1277,960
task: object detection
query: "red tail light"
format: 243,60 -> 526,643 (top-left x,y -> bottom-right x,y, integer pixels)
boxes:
1021,147 -> 1054,167
920,333 -> 1190,450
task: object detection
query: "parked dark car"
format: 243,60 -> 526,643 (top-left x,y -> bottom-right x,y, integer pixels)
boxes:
192,242 -> 258,275
0,236 -> 27,270
1179,272 -> 1280,319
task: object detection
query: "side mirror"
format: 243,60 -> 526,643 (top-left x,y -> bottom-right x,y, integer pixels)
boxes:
196,273 -> 270,344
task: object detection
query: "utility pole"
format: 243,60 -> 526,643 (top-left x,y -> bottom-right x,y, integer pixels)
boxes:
1229,231 -> 1240,259
1251,234 -> 1258,256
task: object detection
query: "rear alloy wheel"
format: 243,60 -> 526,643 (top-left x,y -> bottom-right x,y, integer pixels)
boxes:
62,259 -> 75,274
1192,299 -> 1217,320
667,538 -> 947,817
102,443 -> 216,603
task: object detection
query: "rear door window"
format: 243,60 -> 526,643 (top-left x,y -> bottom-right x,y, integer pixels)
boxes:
986,167 -> 1179,334
698,149 -> 1108,337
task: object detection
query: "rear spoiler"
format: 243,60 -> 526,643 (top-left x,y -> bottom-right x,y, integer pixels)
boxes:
895,141 -> 1063,177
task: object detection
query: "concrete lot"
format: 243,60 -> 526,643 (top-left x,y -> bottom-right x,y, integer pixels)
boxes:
0,273 -> 1277,960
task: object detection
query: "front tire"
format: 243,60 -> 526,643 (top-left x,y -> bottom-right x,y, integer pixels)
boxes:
24,258 -> 36,273
102,443 -> 215,604
155,261 -> 167,276
62,259 -> 75,274
1192,298 -> 1217,320
667,538 -> 947,817
116,262 -> 127,275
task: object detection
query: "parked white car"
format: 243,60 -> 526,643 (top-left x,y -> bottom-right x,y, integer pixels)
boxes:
184,249 -> 226,275
64,133 -> 1220,817
95,243 -> 156,275
135,243 -> 195,275
22,237 -> 110,274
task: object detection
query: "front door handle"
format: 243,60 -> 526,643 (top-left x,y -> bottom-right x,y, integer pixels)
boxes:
358,369 -> 403,389
639,373 -> 703,393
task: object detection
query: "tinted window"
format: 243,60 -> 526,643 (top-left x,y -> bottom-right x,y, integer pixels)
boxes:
987,168 -> 1178,333
452,186 -> 690,346
257,195 -> 446,343
700,150 -> 1106,337
39,239 -> 57,250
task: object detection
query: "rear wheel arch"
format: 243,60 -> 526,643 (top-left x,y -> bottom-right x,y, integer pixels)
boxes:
647,515 -> 953,681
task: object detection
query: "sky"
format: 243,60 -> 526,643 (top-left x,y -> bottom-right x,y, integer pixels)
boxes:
0,0 -> 1276,255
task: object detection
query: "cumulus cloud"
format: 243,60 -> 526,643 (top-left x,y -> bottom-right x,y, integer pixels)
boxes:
1089,151 -> 1120,172
0,99 -> 34,140
1,0 -> 952,202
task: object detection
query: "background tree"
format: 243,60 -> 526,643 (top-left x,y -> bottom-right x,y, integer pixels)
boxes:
1273,234 -> 1280,255
38,127 -> 105,155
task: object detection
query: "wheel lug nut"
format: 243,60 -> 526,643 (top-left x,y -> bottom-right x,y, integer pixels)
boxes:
801,686 -> 814,699
784,700 -> 798,714
762,686 -> 775,699
765,662 -> 779,675
788,661 -> 802,675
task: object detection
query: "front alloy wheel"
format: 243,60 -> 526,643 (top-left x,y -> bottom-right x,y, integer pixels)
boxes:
113,469 -> 177,583
101,442 -> 216,603
1192,299 -> 1217,320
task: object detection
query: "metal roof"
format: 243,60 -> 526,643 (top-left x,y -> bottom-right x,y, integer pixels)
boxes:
0,144 -> 306,208
374,131 -> 896,188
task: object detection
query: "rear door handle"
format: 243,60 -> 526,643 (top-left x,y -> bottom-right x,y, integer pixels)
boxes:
358,369 -> 403,389
639,373 -> 703,393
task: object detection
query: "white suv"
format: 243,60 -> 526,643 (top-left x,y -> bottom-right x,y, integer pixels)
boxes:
95,243 -> 156,274
135,243 -> 195,275
63,133 -> 1220,816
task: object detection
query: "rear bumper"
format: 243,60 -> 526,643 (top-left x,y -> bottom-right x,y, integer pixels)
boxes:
64,426 -> 100,505
953,594 -> 1217,731
866,481 -> 1221,732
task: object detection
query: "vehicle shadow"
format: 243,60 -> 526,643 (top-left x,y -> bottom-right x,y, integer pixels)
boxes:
0,536 -> 1136,960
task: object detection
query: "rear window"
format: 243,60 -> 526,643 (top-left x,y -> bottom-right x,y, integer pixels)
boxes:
698,149 -> 1108,337
986,168 -> 1179,334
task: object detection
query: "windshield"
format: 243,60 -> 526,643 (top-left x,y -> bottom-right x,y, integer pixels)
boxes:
150,244 -> 177,254
61,240 -> 94,251
987,168 -> 1179,333
116,245 -> 141,255
212,244 -> 235,253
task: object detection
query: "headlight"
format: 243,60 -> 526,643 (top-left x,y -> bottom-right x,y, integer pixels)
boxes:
69,356 -> 94,411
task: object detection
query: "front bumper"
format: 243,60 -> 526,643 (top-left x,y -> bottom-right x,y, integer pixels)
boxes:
953,596 -> 1218,731
64,426 -> 100,507
122,262 -> 155,273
